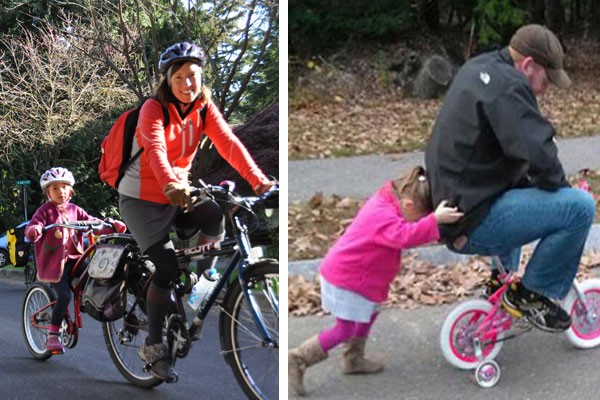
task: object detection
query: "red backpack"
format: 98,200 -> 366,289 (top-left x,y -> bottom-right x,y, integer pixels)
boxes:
98,98 -> 165,189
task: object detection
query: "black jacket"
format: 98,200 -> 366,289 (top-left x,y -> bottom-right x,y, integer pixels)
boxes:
425,47 -> 568,244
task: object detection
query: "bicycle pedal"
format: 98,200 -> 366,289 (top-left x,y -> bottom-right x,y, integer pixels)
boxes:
501,302 -> 524,319
49,349 -> 65,355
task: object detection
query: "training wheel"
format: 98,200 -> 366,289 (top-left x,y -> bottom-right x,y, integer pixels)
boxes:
475,360 -> 500,388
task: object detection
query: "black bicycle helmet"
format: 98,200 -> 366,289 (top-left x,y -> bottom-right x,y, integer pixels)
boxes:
159,42 -> 206,75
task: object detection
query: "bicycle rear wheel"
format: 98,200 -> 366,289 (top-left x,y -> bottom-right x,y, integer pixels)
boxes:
22,283 -> 54,360
102,290 -> 163,388
219,259 -> 279,400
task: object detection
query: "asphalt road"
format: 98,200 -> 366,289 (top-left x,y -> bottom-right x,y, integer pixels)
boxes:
0,275 -> 247,400
289,299 -> 600,400
289,135 -> 600,202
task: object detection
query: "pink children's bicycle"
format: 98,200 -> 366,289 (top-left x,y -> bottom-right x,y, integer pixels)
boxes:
440,256 -> 600,388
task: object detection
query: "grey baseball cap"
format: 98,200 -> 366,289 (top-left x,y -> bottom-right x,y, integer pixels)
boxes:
510,24 -> 571,88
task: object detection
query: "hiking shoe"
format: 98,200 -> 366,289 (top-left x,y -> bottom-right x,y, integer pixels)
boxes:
482,277 -> 502,298
502,282 -> 571,333
138,341 -> 178,382
46,334 -> 65,355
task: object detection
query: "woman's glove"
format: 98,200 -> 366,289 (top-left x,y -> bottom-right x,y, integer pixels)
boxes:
253,181 -> 276,196
26,226 -> 42,242
163,182 -> 193,211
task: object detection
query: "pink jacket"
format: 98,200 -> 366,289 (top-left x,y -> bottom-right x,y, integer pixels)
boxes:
25,201 -> 117,283
319,181 -> 440,303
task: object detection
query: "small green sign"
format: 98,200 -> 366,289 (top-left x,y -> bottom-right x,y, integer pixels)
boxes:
16,180 -> 31,185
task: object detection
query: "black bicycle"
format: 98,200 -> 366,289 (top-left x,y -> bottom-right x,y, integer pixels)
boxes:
99,181 -> 279,399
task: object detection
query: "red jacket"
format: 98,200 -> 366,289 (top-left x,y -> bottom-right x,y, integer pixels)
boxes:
118,98 -> 268,203
319,181 -> 440,302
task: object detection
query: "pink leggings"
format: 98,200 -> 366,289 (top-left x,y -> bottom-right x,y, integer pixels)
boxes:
318,312 -> 379,353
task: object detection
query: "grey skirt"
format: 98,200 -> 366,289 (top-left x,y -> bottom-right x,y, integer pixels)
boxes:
320,276 -> 379,323
119,194 -> 178,253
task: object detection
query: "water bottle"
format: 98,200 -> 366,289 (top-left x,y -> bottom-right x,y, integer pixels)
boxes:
187,267 -> 219,310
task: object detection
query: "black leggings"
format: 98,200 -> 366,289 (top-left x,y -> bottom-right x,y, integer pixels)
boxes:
145,236 -> 178,289
145,237 -> 179,344
50,259 -> 76,327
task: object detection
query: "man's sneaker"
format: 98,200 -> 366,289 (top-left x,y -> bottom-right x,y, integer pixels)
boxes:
46,334 -> 64,355
502,282 -> 571,333
138,340 -> 178,382
482,277 -> 502,298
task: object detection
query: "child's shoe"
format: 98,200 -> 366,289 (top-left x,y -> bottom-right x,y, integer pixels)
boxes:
46,334 -> 64,355
288,335 -> 328,396
341,337 -> 384,374
502,281 -> 571,332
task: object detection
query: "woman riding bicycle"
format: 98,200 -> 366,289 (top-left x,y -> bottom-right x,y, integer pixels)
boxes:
116,42 -> 274,382
25,167 -> 126,354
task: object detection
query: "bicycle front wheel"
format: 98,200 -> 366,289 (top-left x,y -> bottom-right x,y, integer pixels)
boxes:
219,259 -> 279,400
102,290 -> 163,388
22,283 -> 54,360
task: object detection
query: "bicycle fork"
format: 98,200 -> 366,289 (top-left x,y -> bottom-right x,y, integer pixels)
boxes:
570,280 -> 598,325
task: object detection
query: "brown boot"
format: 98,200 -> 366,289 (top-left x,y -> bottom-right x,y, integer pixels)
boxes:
341,337 -> 385,374
288,335 -> 328,396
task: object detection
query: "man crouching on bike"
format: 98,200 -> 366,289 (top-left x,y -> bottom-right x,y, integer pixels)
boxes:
425,24 -> 595,332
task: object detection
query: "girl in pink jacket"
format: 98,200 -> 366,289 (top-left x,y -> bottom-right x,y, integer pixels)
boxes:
25,167 -> 126,355
289,166 -> 463,396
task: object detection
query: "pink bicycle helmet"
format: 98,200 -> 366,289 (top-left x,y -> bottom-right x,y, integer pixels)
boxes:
158,42 -> 206,75
40,167 -> 75,191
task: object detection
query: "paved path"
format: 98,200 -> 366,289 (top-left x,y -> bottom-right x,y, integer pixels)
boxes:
289,135 -> 600,202
288,295 -> 600,400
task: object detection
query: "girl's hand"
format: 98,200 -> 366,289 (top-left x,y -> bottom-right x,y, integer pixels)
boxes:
434,200 -> 464,224
110,220 -> 127,234
26,226 -> 42,242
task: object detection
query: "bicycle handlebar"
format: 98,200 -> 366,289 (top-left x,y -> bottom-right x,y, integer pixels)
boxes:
189,181 -> 279,211
42,220 -> 111,232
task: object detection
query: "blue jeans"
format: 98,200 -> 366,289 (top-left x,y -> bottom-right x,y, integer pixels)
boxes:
452,188 -> 595,299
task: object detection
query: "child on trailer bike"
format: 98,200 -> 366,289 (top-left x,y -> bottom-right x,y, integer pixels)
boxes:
288,166 -> 463,396
425,24 -> 595,333
24,167 -> 127,355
